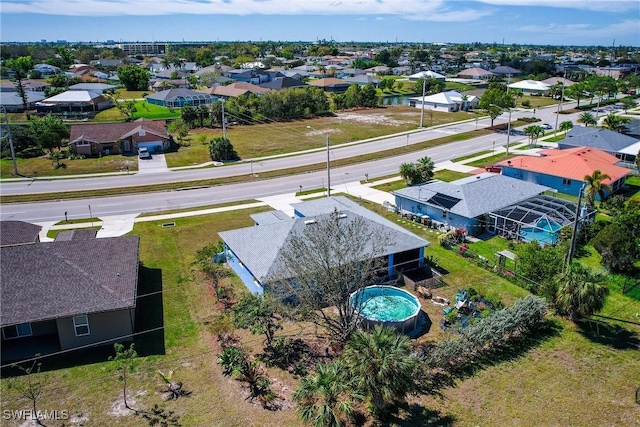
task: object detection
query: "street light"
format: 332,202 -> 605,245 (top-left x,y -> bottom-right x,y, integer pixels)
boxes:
307,126 -> 331,197
491,104 -> 512,156
554,70 -> 567,137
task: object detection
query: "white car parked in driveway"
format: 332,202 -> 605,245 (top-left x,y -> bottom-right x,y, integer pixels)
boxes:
138,147 -> 151,159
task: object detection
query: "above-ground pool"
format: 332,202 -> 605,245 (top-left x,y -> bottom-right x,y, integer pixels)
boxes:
520,218 -> 562,245
351,285 -> 421,334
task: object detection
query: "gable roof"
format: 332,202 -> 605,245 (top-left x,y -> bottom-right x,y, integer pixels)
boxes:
392,173 -> 550,219
307,78 -> 352,88
145,88 -> 210,102
69,83 -> 118,92
209,82 -> 269,97
497,146 -> 632,184
492,65 -> 522,75
0,236 -> 140,326
507,80 -> 550,91
409,70 -> 445,80
0,221 -> 42,247
219,197 -> 429,284
41,90 -> 104,103
0,91 -> 46,106
457,67 -> 494,77
541,77 -> 575,87
69,119 -> 168,144
559,126 -> 639,153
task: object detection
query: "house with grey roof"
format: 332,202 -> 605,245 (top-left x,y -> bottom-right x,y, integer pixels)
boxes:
392,173 -> 551,236
0,221 -> 42,247
558,126 -> 640,164
219,197 -> 430,294
145,88 -> 211,108
0,91 -> 46,112
0,236 -> 140,362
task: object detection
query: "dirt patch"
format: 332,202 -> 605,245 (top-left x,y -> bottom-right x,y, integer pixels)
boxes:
334,112 -> 415,126
107,394 -> 138,417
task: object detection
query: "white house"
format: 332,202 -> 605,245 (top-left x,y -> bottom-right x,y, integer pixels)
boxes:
507,80 -> 550,95
408,70 -> 446,81
409,90 -> 478,113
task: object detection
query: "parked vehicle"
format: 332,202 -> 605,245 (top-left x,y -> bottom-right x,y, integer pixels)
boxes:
541,123 -> 553,130
138,147 -> 151,159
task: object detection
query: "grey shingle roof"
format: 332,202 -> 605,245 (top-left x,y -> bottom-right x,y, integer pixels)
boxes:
220,197 -> 429,283
250,210 -> 292,225
54,229 -> 98,241
0,236 -> 140,326
145,88 -> 209,102
392,174 -> 549,219
0,221 -> 42,246
559,126 -> 639,153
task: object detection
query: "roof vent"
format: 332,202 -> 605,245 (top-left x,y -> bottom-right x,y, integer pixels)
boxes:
338,213 -> 348,219
304,219 -> 317,225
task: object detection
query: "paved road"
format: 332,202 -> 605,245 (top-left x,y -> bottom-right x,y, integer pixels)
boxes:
0,102 -> 586,222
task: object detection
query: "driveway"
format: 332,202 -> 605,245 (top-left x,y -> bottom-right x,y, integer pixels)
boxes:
137,153 -> 169,174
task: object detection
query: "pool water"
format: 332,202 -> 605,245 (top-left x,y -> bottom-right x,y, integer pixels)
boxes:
520,219 -> 562,245
359,295 -> 417,321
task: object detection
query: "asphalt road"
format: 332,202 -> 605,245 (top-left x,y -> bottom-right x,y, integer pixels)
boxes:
0,102 -> 584,222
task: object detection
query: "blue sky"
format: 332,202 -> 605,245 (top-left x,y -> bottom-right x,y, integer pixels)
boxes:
1,0 -> 639,46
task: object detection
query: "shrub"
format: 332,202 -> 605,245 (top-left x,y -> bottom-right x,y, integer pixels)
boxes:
521,99 -> 531,107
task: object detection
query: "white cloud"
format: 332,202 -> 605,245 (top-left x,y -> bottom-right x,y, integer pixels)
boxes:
518,19 -> 640,39
0,0 -> 487,19
476,0 -> 638,13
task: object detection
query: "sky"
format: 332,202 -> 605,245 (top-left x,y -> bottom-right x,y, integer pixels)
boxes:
1,0 -> 639,46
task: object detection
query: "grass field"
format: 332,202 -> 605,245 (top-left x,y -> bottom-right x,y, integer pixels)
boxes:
1,155 -> 137,178
1,199 -> 638,426
94,101 -> 180,122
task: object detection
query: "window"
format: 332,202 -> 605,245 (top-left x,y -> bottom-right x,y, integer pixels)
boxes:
2,323 -> 33,340
562,178 -> 572,185
77,141 -> 90,146
73,315 -> 90,337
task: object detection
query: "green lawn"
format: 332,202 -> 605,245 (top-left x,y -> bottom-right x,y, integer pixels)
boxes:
1,154 -> 137,178
93,101 -> 180,122
2,199 -> 639,426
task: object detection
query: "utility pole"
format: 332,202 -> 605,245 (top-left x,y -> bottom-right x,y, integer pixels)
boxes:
567,183 -> 586,267
0,106 -> 18,176
554,70 -> 567,137
505,109 -> 511,156
307,126 -> 331,197
419,77 -> 426,128
221,99 -> 227,139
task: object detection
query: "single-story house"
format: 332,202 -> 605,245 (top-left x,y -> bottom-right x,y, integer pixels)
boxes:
33,63 -> 60,75
392,173 -> 551,237
219,196 -> 430,294
0,79 -> 49,92
68,83 -> 119,94
367,65 -> 391,75
408,70 -> 446,81
541,77 -> 575,87
0,221 -> 42,247
409,90 -> 478,112
492,66 -> 522,76
145,88 -> 211,108
0,91 -> 46,112
341,75 -> 380,87
68,118 -> 170,156
497,146 -> 632,199
457,67 -> 494,80
507,80 -> 550,95
206,82 -> 269,99
0,235 -> 140,362
35,90 -> 112,113
307,78 -> 352,93
558,126 -> 640,164
150,79 -> 190,92
259,77 -> 308,90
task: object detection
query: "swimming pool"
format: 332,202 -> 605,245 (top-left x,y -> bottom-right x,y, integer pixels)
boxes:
520,218 -> 562,245
351,286 -> 421,334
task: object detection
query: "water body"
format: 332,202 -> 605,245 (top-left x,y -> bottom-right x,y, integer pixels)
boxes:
380,95 -> 415,106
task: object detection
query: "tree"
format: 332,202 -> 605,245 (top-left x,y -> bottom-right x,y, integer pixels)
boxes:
478,87 -> 514,127
583,170 -> 611,206
5,56 -> 35,118
559,120 -> 574,136
522,124 -> 545,147
399,162 -> 420,186
515,241 -> 566,294
601,113 -> 630,133
117,64 -> 150,91
416,156 -> 435,181
181,104 -> 197,128
555,264 -> 608,321
622,98 -> 637,113
293,361 -> 357,427
167,118 -> 188,144
109,343 -> 138,412
231,293 -> 281,347
360,84 -> 378,108
29,114 -> 69,154
6,358 -> 45,426
593,218 -> 640,273
413,78 -> 445,96
342,326 -> 418,416
577,111 -> 597,127
208,136 -> 238,162
269,210 -> 389,344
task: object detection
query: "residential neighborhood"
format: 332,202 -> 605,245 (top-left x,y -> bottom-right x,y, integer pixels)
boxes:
1,5 -> 640,427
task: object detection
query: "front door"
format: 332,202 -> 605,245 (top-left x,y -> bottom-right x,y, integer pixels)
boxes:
124,140 -> 131,153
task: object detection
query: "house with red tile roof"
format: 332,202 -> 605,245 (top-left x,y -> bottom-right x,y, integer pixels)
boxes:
497,147 -> 631,199
68,119 -> 170,156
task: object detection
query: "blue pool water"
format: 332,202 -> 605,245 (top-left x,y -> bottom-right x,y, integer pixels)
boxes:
352,286 -> 420,321
520,219 -> 562,245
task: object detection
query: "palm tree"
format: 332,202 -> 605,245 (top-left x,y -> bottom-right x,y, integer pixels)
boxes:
583,170 -> 612,206
559,120 -> 574,136
577,111 -> 597,127
293,361 -> 357,427
341,326 -> 418,416
555,263 -> 608,322
523,124 -> 545,147
399,162 -> 419,185
416,156 -> 435,182
460,94 -> 469,111
601,113 -> 630,133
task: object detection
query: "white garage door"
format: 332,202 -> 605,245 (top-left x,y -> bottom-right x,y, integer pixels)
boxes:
137,141 -> 163,153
